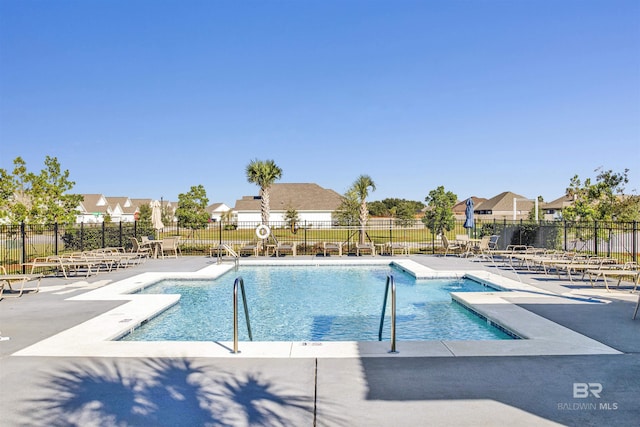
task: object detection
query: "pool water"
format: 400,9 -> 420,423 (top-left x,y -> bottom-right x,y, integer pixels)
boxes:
121,265 -> 513,342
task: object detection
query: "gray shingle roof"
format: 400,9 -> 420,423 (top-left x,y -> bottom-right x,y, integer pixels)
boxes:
453,197 -> 487,214
475,191 -> 532,212
79,194 -> 109,214
543,194 -> 574,210
234,183 -> 344,211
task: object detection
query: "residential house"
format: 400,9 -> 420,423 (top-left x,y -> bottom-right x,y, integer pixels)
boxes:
453,197 -> 487,221
474,191 -> 534,221
233,183 -> 344,226
105,197 -> 138,223
76,194 -> 111,223
206,203 -> 232,223
542,194 -> 574,220
76,195 -> 146,223
130,198 -> 153,211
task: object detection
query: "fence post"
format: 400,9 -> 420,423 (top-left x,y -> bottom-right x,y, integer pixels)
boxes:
304,220 -> 308,254
633,221 -> 638,263
21,221 -> 26,274
389,219 -> 393,245
80,222 -> 85,252
118,221 -> 123,248
54,222 -> 59,255
594,221 -> 599,256
101,221 -> 106,248
430,227 -> 434,254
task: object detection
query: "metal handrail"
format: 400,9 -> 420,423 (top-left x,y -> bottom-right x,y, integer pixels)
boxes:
217,244 -> 239,270
378,275 -> 398,353
233,276 -> 253,353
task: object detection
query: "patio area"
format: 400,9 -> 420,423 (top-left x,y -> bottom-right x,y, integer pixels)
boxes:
1,254 -> 638,426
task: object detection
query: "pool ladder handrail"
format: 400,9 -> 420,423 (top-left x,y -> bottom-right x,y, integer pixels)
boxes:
378,275 -> 398,353
217,244 -> 239,270
232,276 -> 253,353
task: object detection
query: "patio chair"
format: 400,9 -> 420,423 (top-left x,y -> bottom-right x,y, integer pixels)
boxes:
239,241 -> 260,257
441,234 -> 462,256
160,237 -> 180,258
356,242 -> 375,256
387,242 -> 409,256
129,237 -> 152,259
467,235 -> 491,259
323,242 -> 343,257
275,241 -> 297,257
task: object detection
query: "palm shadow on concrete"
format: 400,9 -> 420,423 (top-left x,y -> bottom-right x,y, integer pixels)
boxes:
26,357 -> 314,426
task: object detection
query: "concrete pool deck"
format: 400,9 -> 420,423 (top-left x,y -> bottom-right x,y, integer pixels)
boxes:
1,254 -> 639,425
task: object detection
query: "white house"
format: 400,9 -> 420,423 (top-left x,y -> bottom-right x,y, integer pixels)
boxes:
233,183 -> 344,226
105,197 -> 138,222
75,194 -> 111,223
206,203 -> 232,222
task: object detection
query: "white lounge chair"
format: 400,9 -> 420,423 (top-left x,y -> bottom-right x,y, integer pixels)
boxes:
586,262 -> 640,292
275,242 -> 297,257
323,242 -> 343,257
0,266 -> 43,298
356,242 -> 375,256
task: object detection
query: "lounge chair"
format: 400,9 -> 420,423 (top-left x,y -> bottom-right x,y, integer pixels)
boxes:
586,262 -> 640,292
441,234 -> 462,256
239,241 -> 260,257
0,266 -> 43,298
553,256 -> 617,282
387,242 -> 409,256
23,255 -> 98,279
633,294 -> 639,320
356,242 -> 375,256
275,241 -> 297,257
323,242 -> 343,257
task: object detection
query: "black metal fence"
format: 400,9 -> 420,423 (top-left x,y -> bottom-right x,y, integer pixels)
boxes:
1,219 -> 638,273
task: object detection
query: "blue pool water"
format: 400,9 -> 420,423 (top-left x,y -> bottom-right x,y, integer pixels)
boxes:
121,265 -> 513,342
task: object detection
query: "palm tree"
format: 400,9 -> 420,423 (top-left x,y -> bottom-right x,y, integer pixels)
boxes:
351,174 -> 376,243
245,159 -> 283,225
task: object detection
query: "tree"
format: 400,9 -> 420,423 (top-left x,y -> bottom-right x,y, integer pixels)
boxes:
245,159 -> 283,225
394,201 -> 418,227
221,209 -> 234,224
614,195 -> 640,222
0,156 -> 81,224
175,185 -> 210,232
527,196 -> 544,222
283,205 -> 300,233
352,175 -> 376,226
368,198 -> 425,217
30,156 -> 83,224
349,175 -> 376,243
422,186 -> 457,236
564,167 -> 635,221
138,203 -> 152,227
333,188 -> 359,226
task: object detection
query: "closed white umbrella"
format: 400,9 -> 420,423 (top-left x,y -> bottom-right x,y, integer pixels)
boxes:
151,200 -> 164,231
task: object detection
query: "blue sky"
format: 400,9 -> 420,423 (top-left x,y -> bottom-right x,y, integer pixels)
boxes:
1,0 -> 639,206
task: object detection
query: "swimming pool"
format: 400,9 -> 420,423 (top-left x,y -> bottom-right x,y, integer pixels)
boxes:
121,265 -> 514,342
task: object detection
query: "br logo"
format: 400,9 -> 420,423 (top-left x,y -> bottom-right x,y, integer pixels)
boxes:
573,383 -> 602,398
